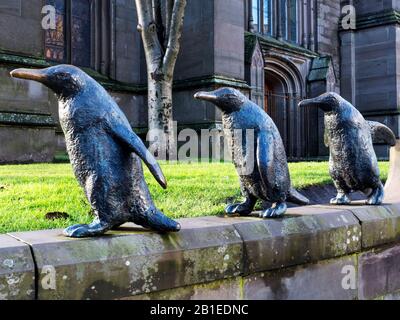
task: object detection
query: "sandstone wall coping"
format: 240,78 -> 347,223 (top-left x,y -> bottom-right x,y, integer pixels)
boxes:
2,202 -> 400,300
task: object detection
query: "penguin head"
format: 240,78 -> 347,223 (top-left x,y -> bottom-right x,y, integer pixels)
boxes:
10,65 -> 87,100
194,87 -> 246,113
298,92 -> 342,113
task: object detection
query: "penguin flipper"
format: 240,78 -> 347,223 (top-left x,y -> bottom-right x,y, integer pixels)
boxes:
368,121 -> 396,146
256,130 -> 289,198
108,122 -> 167,189
256,131 -> 274,189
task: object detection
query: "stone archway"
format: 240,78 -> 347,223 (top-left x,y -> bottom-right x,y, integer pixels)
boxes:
264,57 -> 305,159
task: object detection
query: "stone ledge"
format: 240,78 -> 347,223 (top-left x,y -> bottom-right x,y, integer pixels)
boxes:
316,203 -> 400,250
0,111 -> 56,128
9,220 -> 245,300
234,206 -> 361,275
0,235 -> 35,300
2,203 -> 400,300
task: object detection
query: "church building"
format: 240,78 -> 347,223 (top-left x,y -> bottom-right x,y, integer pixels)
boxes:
0,0 -> 398,162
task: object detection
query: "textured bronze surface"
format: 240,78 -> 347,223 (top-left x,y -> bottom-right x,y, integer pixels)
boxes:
195,87 -> 309,218
299,92 -> 396,205
11,65 -> 180,237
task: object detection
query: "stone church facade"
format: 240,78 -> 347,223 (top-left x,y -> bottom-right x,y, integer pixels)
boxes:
0,0 -> 398,163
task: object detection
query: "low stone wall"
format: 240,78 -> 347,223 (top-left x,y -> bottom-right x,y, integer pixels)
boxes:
2,202 -> 400,300
2,141 -> 400,300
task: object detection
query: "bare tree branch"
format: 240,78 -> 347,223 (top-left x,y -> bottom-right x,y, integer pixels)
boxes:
135,0 -> 186,158
165,0 -> 174,48
153,0 -> 166,51
163,0 -> 187,78
135,0 -> 164,70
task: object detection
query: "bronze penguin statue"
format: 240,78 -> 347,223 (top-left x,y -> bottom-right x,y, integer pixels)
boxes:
299,92 -> 396,205
11,65 -> 181,237
195,87 -> 309,218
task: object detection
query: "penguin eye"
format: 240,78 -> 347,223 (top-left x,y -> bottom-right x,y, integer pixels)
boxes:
56,72 -> 71,81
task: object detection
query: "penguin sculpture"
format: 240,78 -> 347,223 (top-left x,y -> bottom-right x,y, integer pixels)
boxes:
299,92 -> 396,205
10,65 -> 180,237
194,88 -> 309,218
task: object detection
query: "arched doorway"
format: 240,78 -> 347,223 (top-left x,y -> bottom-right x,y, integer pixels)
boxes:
264,58 -> 305,159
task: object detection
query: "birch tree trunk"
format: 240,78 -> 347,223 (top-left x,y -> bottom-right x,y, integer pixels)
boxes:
135,0 -> 187,160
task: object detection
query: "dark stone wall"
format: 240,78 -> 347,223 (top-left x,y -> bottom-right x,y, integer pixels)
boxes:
175,0 -> 245,81
0,0 -> 43,56
115,0 -> 142,84
174,0 -> 215,80
213,0 -> 245,80
353,0 -> 399,15
316,0 -> 341,91
0,63 -> 56,163
340,0 -> 400,158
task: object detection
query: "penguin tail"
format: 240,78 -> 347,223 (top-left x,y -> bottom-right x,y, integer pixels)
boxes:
287,187 -> 310,206
135,208 -> 181,233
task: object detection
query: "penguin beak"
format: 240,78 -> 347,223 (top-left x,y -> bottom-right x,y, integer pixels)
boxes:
298,97 -> 333,112
10,68 -> 48,83
194,91 -> 218,103
298,98 -> 319,109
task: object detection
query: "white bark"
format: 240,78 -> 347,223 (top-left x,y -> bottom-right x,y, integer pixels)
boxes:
135,0 -> 187,159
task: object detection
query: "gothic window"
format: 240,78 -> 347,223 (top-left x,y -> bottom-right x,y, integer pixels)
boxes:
280,0 -> 288,39
251,0 -> 299,43
252,0 -> 272,35
44,0 -> 92,68
44,0 -> 66,62
252,0 -> 260,33
263,0 -> 272,35
71,0 -> 91,67
287,0 -> 298,42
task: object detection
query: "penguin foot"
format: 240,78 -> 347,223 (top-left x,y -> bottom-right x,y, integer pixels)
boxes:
63,219 -> 110,238
330,193 -> 351,205
260,202 -> 287,219
366,185 -> 384,206
134,208 -> 181,233
225,196 -> 257,216
225,202 -> 253,216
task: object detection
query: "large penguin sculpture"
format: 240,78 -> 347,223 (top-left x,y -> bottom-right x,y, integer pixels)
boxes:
299,92 -> 396,205
195,87 -> 309,218
11,65 -> 180,237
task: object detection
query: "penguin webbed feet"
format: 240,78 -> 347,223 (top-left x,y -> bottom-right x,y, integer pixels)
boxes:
63,219 -> 110,238
260,202 -> 287,219
134,208 -> 181,233
225,197 -> 256,216
366,184 -> 384,206
330,193 -> 351,205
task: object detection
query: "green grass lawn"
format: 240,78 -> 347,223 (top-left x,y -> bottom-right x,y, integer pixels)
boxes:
0,161 -> 390,234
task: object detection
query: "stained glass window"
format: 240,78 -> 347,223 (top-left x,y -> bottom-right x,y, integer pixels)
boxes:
45,0 -> 66,62
44,0 -> 92,67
